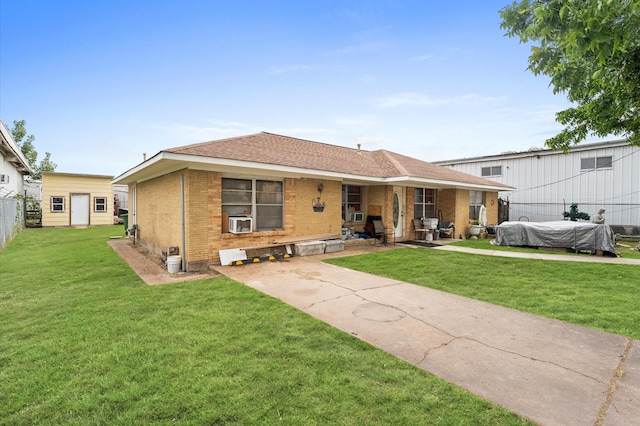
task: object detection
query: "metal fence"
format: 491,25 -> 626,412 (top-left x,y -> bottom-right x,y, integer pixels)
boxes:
0,197 -> 21,248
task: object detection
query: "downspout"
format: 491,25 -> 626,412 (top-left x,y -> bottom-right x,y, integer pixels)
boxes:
180,173 -> 186,272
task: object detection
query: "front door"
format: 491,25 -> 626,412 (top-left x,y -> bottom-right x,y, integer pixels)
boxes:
392,186 -> 405,238
71,194 -> 90,226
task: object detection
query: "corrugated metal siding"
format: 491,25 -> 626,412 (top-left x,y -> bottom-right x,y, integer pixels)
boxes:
438,144 -> 640,225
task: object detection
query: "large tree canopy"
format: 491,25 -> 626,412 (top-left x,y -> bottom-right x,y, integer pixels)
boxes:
10,120 -> 57,181
500,0 -> 640,151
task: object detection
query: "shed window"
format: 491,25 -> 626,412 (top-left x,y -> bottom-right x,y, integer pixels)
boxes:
51,196 -> 65,212
94,197 -> 107,212
481,166 -> 502,177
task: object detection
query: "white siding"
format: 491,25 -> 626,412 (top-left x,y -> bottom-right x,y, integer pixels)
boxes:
436,142 -> 640,225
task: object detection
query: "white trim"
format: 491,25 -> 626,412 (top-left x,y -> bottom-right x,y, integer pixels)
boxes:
0,120 -> 33,174
113,151 -> 509,191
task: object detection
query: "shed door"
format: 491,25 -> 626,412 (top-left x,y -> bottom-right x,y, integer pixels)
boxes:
71,194 -> 90,226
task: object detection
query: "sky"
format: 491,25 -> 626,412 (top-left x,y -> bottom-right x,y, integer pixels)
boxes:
0,0 -> 604,177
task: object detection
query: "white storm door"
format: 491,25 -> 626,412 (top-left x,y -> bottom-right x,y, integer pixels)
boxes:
392,186 -> 405,238
71,194 -> 90,226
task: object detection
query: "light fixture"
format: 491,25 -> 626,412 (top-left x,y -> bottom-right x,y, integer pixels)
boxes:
313,182 -> 326,212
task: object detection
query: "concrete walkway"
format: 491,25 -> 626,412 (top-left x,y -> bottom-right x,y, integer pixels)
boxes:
433,244 -> 640,265
213,248 -> 639,426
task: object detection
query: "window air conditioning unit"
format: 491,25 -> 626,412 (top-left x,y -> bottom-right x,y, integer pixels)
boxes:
229,217 -> 253,234
349,212 -> 364,222
0,174 -> 8,184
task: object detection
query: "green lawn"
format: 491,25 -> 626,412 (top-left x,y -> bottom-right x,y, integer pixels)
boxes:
326,247 -> 640,339
450,237 -> 640,259
0,227 -> 530,425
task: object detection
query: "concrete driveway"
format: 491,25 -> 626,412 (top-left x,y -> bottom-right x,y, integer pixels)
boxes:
213,248 -> 639,426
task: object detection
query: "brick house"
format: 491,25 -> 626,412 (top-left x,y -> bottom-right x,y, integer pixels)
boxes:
112,132 -> 512,270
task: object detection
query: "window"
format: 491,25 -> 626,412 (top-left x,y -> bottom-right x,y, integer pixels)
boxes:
51,196 -> 65,212
481,166 -> 502,177
255,180 -> 283,230
581,156 -> 612,170
222,178 -> 283,231
342,185 -> 363,221
469,190 -> 485,221
94,197 -> 107,212
414,188 -> 435,219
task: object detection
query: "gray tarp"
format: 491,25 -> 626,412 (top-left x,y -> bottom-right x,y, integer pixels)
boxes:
495,221 -> 617,255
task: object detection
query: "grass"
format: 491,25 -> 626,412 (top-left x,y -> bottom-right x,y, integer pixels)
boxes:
0,226 -> 531,425
450,237 -> 640,259
326,247 -> 640,340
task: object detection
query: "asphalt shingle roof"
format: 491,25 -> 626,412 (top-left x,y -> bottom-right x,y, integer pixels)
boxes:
164,132 -> 510,188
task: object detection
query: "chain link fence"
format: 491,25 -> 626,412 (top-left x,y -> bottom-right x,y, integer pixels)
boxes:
0,197 -> 21,248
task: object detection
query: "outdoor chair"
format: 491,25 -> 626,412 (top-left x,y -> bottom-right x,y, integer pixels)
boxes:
413,219 -> 428,240
373,220 -> 387,245
438,221 -> 455,239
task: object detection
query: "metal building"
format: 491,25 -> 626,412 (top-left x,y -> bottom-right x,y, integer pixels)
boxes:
433,140 -> 640,226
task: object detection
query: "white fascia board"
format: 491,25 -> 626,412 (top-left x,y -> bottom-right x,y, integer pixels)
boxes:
0,120 -> 33,174
383,176 -> 514,191
112,151 -> 514,190
157,152 -> 386,183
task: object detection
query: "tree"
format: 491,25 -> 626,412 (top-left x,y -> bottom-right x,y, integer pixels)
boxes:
500,0 -> 640,151
10,120 -> 57,181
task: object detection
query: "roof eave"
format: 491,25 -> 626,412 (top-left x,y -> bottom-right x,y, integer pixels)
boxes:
385,176 -> 514,191
0,121 -> 34,175
113,151 -> 515,191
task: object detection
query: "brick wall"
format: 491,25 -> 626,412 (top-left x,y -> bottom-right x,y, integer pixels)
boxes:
135,171 -> 183,256
136,169 -> 502,267
207,176 -> 344,266
437,188 -> 469,238
184,170 -> 211,270
294,179 -> 342,235
485,192 -> 499,225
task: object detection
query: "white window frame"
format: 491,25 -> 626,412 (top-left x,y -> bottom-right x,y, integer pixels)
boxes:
222,178 -> 283,232
481,166 -> 502,177
51,196 -> 65,212
342,185 -> 364,221
469,190 -> 485,221
413,188 -> 435,219
581,156 -> 612,170
94,197 -> 108,212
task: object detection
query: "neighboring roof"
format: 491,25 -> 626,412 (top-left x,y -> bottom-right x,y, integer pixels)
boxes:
433,139 -> 633,166
42,172 -> 114,180
114,132 -> 512,191
0,119 -> 33,175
